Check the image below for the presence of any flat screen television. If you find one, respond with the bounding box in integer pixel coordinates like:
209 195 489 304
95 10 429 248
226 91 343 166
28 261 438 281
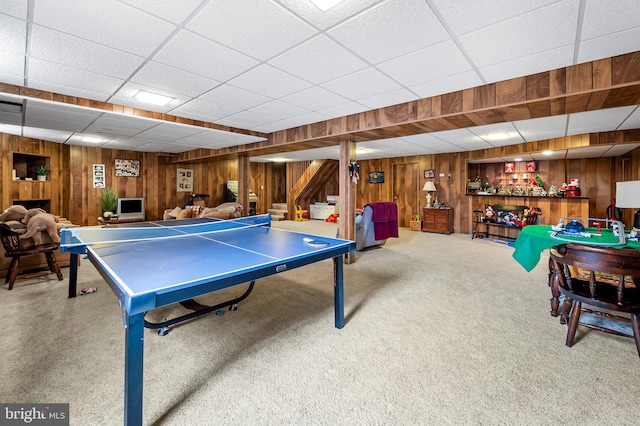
116 198 145 220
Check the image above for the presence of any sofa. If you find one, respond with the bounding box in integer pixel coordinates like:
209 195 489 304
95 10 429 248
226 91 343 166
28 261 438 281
0 205 79 279
355 202 399 251
163 202 243 221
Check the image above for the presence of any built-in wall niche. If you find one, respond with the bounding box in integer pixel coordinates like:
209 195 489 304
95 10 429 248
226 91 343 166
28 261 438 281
12 153 50 181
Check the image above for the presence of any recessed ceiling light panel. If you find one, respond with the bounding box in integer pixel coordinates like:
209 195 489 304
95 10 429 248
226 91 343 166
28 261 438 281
133 90 174 106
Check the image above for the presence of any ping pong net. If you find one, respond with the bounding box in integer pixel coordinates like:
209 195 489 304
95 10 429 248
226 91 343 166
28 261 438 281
60 214 271 251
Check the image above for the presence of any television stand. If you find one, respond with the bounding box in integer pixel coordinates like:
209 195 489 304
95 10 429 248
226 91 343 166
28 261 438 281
98 217 145 226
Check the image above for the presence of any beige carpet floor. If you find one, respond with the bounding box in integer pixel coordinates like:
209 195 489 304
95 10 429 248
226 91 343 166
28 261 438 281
2 220 640 425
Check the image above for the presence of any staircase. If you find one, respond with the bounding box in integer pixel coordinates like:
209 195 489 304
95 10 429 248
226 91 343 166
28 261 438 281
268 203 288 221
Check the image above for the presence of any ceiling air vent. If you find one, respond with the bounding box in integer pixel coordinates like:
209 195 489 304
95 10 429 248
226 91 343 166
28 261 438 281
0 100 24 113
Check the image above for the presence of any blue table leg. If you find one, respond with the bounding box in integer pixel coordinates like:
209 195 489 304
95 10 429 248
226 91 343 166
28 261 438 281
68 253 78 298
124 312 144 426
333 256 344 329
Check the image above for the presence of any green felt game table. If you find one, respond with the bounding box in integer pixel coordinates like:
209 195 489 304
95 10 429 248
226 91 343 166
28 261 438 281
513 225 640 272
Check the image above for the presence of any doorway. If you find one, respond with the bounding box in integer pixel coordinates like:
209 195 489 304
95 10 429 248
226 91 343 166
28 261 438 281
392 162 419 227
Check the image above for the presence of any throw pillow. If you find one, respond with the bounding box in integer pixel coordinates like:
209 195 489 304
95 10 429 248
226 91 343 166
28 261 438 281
176 208 193 220
167 207 182 219
192 205 204 218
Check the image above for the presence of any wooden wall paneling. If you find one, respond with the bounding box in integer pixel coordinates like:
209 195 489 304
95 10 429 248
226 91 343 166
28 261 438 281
391 162 419 227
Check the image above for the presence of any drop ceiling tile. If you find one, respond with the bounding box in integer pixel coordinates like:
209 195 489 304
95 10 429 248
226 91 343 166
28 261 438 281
459 1 578 68
317 101 369 118
31 26 144 79
21 127 72 142
567 106 637 134
578 28 640 63
216 110 278 129
251 120 291 133
409 70 483 99
273 111 332 128
24 103 102 132
0 0 28 18
357 88 418 110
187 0 317 61
281 86 350 111
28 58 123 100
478 45 574 84
199 85 270 111
84 114 159 137
154 30 259 82
137 123 208 142
581 0 640 40
328 0 449 64
321 67 401 101
248 100 310 120
565 145 611 159
99 137 149 150
0 13 26 54
431 128 493 149
402 132 466 152
269 35 368 84
273 0 379 30
34 0 176 57
531 150 566 161
0 51 25 80
119 0 204 24
431 0 558 36
606 143 640 156
228 64 313 99
378 39 473 87
514 115 568 142
131 61 220 98
618 106 640 130
171 98 241 122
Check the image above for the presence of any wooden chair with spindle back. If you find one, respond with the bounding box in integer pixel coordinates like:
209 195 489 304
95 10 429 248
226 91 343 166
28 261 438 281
0 222 63 290
549 243 640 356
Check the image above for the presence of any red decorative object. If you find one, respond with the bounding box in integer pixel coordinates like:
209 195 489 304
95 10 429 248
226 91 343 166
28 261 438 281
526 161 536 172
504 162 515 173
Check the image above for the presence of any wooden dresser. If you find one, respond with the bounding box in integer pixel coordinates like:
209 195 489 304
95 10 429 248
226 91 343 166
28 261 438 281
422 208 454 234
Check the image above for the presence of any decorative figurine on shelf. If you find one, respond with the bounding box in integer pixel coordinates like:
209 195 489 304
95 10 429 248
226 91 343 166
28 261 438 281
483 205 495 223
548 185 557 197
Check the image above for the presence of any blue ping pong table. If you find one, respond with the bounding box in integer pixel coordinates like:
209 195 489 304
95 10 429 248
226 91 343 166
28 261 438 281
61 214 355 426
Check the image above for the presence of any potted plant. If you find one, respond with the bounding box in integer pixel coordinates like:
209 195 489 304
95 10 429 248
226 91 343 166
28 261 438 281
35 165 49 181
99 187 118 219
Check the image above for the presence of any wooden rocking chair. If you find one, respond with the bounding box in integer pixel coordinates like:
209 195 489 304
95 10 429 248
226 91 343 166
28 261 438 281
0 222 63 290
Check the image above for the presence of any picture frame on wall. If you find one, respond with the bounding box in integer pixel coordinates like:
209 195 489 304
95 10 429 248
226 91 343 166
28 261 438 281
526 160 536 172
177 168 193 192
115 159 140 177
424 169 435 178
369 171 385 183
504 162 515 173
93 164 105 188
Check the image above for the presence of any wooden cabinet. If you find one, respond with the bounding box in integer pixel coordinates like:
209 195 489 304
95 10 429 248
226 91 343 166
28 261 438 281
422 208 454 234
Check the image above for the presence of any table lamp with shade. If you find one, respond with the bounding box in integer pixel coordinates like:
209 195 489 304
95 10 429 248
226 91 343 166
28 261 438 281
616 180 640 238
423 181 437 208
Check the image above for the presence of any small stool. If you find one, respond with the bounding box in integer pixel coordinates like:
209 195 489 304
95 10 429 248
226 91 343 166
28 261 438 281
295 205 308 221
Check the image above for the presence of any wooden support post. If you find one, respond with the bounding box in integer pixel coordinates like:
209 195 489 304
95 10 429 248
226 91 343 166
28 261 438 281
338 140 357 264
238 155 250 215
